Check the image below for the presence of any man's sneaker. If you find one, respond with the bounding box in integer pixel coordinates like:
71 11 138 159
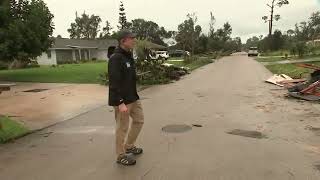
126 146 143 155
117 154 136 166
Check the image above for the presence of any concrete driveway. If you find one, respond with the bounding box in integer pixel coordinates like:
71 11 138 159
0 83 107 130
1 55 320 179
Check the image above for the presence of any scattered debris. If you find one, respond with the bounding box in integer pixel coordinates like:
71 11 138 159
162 63 174 67
266 74 293 87
227 129 267 139
305 125 320 132
287 64 320 101
278 79 307 88
0 83 15 94
288 92 320 101
23 89 48 93
267 63 320 101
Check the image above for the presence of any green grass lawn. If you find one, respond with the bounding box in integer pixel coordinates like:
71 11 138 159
256 55 320 63
0 116 29 143
266 62 320 78
0 59 212 84
259 50 290 57
256 56 288 62
0 62 107 84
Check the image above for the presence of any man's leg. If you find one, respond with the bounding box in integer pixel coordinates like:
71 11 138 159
114 106 130 157
125 100 144 150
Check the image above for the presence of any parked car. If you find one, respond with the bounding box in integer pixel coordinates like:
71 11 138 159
248 47 259 56
156 51 169 60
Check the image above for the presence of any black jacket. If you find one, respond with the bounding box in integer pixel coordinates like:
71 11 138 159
108 47 139 106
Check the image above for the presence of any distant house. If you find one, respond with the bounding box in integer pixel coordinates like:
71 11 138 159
37 38 118 65
307 39 320 46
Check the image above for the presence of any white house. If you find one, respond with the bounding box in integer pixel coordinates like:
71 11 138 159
37 38 118 65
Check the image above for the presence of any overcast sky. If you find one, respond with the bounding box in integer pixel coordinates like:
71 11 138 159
44 0 319 42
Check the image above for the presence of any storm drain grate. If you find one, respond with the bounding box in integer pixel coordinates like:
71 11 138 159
23 89 49 93
227 129 267 139
162 124 192 133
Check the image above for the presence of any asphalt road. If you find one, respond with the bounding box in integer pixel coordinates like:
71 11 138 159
1 54 320 180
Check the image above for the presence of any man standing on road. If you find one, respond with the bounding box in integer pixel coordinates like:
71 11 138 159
108 29 144 166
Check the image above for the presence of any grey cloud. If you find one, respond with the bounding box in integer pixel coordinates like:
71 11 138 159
44 0 319 41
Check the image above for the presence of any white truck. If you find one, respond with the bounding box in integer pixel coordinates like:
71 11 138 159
248 47 259 56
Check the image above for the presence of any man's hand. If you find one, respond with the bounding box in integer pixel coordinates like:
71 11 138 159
119 103 128 113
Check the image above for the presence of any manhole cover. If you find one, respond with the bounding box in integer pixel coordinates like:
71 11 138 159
162 124 192 133
227 129 267 139
23 89 49 93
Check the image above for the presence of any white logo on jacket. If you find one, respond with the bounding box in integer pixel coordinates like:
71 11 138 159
126 62 131 68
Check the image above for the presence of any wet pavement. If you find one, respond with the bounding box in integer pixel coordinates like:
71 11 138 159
1 55 320 179
0 83 107 130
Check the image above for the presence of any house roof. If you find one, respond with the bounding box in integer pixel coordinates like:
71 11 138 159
51 38 166 50
51 38 118 50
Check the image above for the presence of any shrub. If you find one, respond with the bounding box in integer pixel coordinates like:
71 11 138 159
296 42 307 57
0 61 8 70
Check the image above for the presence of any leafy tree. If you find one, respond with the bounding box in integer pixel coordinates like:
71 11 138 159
286 29 295 37
309 11 320 41
198 34 209 53
130 18 173 45
295 21 310 41
246 36 260 48
68 12 101 39
158 27 175 39
224 37 242 52
271 30 284 50
100 20 113 38
176 13 202 55
262 0 289 36
207 22 233 51
221 22 232 41
256 30 285 51
0 0 54 67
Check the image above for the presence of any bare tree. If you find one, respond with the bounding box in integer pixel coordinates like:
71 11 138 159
187 13 199 55
209 12 216 37
262 0 289 36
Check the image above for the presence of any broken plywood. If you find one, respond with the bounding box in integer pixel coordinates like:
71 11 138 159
266 74 293 87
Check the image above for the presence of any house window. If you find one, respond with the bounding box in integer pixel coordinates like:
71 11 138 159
47 50 52 59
